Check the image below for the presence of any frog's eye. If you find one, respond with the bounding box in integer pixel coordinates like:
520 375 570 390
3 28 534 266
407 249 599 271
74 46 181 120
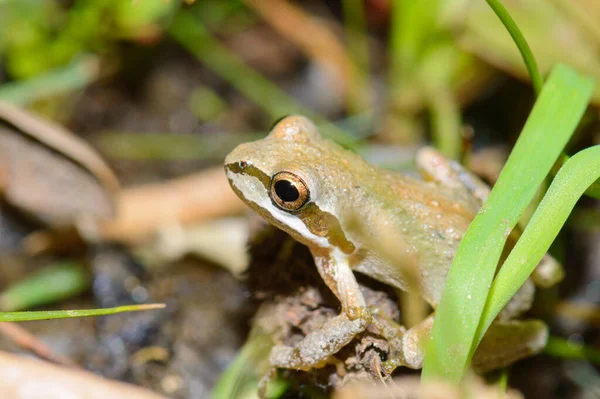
270 171 310 212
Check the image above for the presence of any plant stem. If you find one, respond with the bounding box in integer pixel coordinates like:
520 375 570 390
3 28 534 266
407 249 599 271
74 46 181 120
484 0 543 95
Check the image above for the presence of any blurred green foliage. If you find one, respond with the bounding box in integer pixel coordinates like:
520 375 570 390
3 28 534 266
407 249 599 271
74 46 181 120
0 0 178 79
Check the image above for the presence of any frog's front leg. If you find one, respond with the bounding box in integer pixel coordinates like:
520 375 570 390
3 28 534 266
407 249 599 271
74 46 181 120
270 249 369 370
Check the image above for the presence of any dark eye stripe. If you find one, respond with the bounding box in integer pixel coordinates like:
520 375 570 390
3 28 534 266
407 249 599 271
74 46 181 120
300 203 356 254
225 162 270 189
225 163 354 254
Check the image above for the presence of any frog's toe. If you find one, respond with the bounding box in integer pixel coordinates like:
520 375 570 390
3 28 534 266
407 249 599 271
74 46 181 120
269 343 332 370
270 345 302 369
269 313 367 371
398 316 434 369
346 305 368 320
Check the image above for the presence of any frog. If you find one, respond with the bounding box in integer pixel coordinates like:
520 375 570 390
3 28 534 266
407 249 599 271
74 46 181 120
224 115 563 375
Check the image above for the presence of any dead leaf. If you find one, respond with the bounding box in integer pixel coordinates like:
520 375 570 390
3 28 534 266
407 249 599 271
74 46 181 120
0 350 167 399
0 102 119 193
99 167 246 243
0 103 118 226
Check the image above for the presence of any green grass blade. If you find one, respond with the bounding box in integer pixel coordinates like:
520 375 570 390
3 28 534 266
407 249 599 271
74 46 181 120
0 56 98 105
169 10 355 149
342 0 372 114
0 263 89 311
480 1 597 171
390 0 439 81
545 336 600 364
554 153 600 199
0 304 166 322
475 145 600 344
484 0 543 94
429 88 461 159
169 11 308 119
422 64 594 382
485 0 600 199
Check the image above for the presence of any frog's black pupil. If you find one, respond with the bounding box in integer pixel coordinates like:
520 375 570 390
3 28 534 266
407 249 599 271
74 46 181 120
274 180 299 202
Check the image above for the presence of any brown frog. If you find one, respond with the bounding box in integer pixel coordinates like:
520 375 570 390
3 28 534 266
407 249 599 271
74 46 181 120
224 115 562 374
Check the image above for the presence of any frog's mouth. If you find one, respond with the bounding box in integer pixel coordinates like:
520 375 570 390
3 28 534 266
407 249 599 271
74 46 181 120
225 162 355 254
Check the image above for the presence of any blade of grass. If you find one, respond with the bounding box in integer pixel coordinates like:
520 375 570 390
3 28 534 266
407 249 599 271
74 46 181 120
497 368 509 396
342 0 372 114
386 0 444 145
0 56 99 105
422 64 594 382
95 131 263 161
475 145 600 345
545 336 600 364
390 0 439 82
0 303 165 322
168 11 309 119
169 10 356 149
428 86 461 159
212 330 284 399
0 263 89 311
419 44 463 159
485 0 600 200
484 0 543 95
553 153 600 199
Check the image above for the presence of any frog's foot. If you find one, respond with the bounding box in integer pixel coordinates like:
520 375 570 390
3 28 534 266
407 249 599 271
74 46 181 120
269 248 371 370
392 315 434 370
381 315 548 373
366 311 407 376
269 312 368 370
471 319 548 373
498 255 564 321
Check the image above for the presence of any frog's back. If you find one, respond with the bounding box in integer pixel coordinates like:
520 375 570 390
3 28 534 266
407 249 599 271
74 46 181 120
284 131 479 307
348 165 479 307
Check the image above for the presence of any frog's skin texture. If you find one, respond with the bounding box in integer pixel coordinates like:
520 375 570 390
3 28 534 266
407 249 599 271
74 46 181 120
225 115 561 373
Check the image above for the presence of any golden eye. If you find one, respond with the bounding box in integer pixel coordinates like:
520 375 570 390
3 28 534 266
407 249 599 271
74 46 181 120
270 171 310 211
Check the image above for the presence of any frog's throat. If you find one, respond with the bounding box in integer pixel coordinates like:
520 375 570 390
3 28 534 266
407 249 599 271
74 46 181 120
225 162 355 254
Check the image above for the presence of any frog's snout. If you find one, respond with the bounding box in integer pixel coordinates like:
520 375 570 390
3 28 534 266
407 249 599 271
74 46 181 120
225 160 247 171
224 139 256 168
224 158 251 178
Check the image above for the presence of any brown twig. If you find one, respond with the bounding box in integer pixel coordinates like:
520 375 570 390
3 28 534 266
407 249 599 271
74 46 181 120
0 102 119 194
23 167 248 253
0 322 77 367
243 0 359 100
98 166 246 243
556 301 600 325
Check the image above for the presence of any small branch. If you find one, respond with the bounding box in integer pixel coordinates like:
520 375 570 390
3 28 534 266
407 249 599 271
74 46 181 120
0 323 76 367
